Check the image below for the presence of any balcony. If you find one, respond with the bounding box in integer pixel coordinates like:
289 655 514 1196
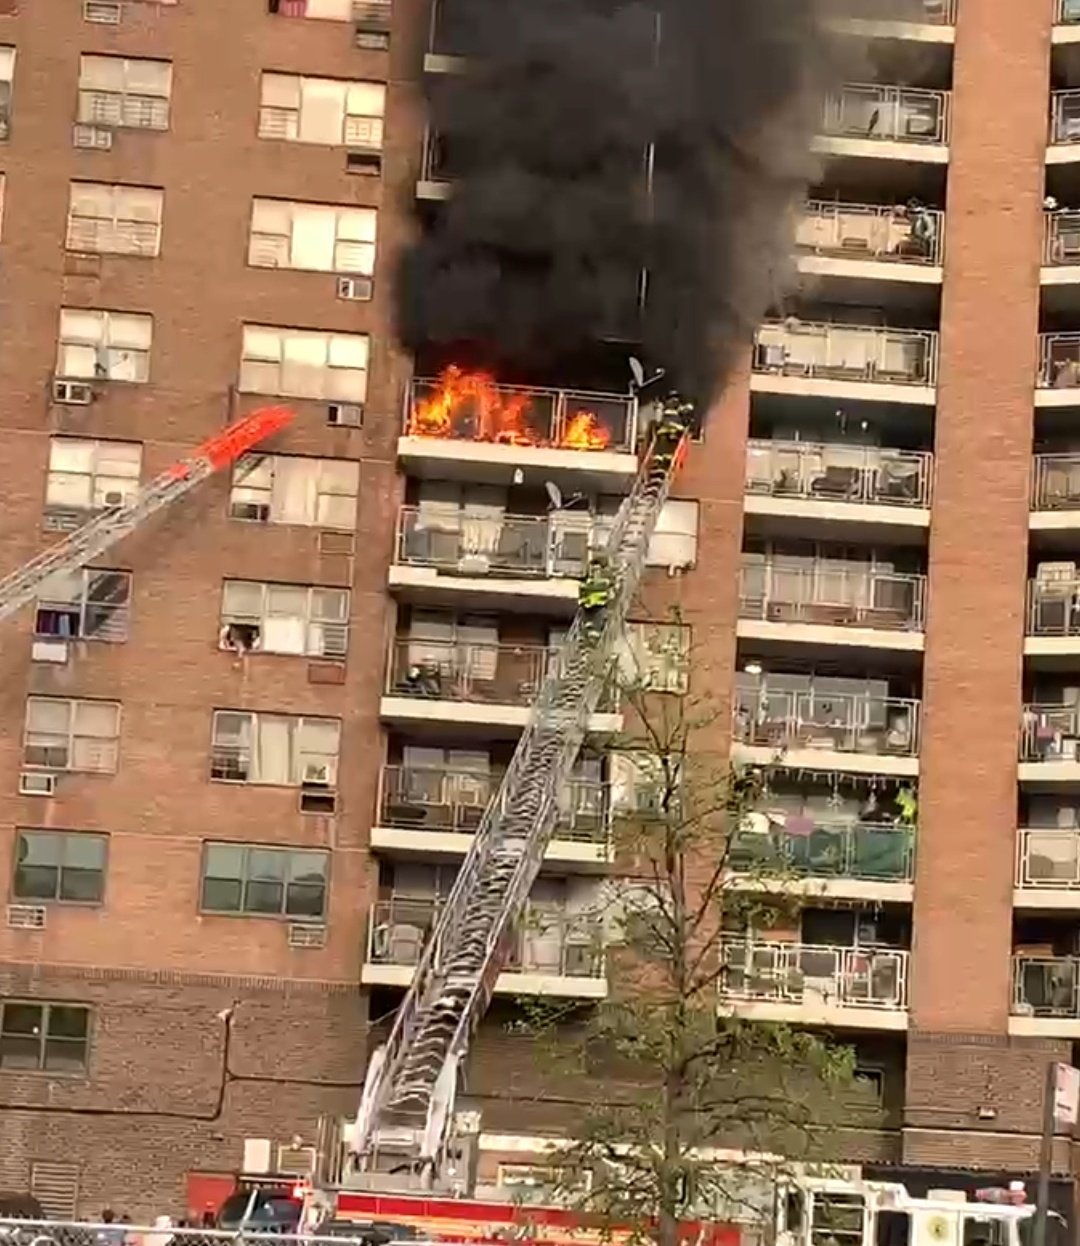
1050 91 1080 158
370 764 612 867
1016 829 1080 909
752 321 938 405
816 85 950 163
831 0 955 42
1032 455 1080 528
1036 333 1080 405
1043 213 1080 286
389 507 596 613
362 896 607 998
1026 576 1080 657
796 200 944 281
398 370 640 490
1056 0 1080 41
732 689 921 777
381 638 621 734
719 941 909 1030
737 562 926 652
424 0 472 70
730 821 914 902
1010 956 1080 1037
1019 703 1080 782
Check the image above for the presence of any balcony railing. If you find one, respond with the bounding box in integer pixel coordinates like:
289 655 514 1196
753 321 939 388
1032 454 1080 510
822 85 951 146
1027 577 1080 636
1058 0 1080 23
1012 956 1080 1018
733 689 921 758
739 562 926 632
720 941 910 1011
1017 829 1080 888
1020 703 1080 762
378 764 610 844
403 374 638 454
387 638 549 706
1037 333 1080 389
1052 91 1080 145
1044 212 1080 267
797 200 943 267
746 440 933 509
395 507 598 581
367 896 605 978
731 822 914 882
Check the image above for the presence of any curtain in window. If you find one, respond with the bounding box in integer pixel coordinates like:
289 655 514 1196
254 716 293 785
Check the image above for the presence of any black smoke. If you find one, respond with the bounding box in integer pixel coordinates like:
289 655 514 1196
394 0 852 402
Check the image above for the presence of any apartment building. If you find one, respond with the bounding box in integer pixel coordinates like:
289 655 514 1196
0 0 1078 1225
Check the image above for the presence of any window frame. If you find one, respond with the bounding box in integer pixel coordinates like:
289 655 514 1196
22 696 122 775
44 437 142 515
77 54 173 132
228 453 360 531
34 567 132 643
65 181 164 258
258 72 386 150
248 198 377 276
238 323 370 404
618 621 691 694
12 829 108 906
199 841 330 920
0 1000 91 1075
220 580 350 658
56 308 153 385
208 709 342 788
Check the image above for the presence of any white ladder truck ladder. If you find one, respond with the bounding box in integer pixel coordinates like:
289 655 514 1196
348 406 691 1177
0 405 294 624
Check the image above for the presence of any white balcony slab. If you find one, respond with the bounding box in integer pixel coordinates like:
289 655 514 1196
1013 885 1080 910
1041 264 1080 286
423 52 466 72
1008 1014 1080 1039
718 997 908 1031
416 179 452 200
1018 760 1080 784
813 134 949 165
1054 24 1080 43
733 742 919 778
830 17 955 42
1030 508 1080 531
388 564 580 613
797 255 943 285
1035 387 1080 405
736 618 924 652
726 874 914 905
1047 145 1080 165
380 695 621 736
750 373 936 406
397 435 639 489
369 824 613 868
1024 635 1080 658
362 961 608 999
744 494 931 534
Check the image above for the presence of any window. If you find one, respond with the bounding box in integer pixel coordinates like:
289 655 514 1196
13 831 107 904
249 199 377 275
200 843 329 918
221 581 350 658
0 48 14 141
239 324 369 403
646 499 699 569
273 0 354 17
35 568 131 642
617 622 690 693
229 454 359 529
65 182 163 257
0 1002 90 1073
209 710 341 786
23 697 121 774
258 72 385 150
77 56 172 131
610 751 675 817
45 438 141 513
56 309 152 383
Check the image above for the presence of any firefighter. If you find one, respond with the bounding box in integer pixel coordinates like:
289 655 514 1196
579 555 614 640
649 392 694 481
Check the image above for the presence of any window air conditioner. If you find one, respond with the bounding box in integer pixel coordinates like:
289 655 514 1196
101 490 124 507
84 0 122 21
286 925 327 951
303 764 330 785
72 124 113 150
19 771 56 796
327 402 364 428
52 379 94 406
337 275 373 302
7 904 47 930
230 501 271 522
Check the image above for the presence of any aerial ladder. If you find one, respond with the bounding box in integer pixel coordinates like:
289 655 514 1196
0 405 294 625
346 390 693 1183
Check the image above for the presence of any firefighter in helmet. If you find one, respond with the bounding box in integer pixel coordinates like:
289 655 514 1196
579 554 614 640
649 391 694 481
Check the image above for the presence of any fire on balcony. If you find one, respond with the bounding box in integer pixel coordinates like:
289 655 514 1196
406 364 613 451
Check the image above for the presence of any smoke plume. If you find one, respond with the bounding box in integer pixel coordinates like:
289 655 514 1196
395 0 850 402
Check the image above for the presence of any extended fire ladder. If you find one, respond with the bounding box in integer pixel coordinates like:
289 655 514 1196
0 405 294 624
348 419 689 1175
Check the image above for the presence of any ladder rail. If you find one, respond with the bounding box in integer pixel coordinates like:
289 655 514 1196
350 431 685 1164
0 405 294 625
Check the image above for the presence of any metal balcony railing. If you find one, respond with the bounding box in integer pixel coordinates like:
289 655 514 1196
733 689 921 758
395 507 599 581
367 896 606 978
745 440 933 508
1032 454 1080 510
1026 577 1080 636
738 562 927 632
378 764 611 844
753 321 939 388
1052 91 1080 145
1017 829 1080 888
731 822 914 883
822 84 951 146
1020 703 1080 762
404 374 638 453
798 200 943 266
1037 332 1080 389
1044 212 1080 266
720 941 910 1010
1058 0 1080 23
1012 956 1080 1018
387 638 552 706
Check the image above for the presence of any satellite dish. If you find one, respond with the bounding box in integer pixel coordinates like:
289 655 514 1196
544 481 563 510
628 356 645 390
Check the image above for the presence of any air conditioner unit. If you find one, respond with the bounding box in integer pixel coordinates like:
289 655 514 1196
31 639 70 664
72 124 113 150
52 378 94 406
287 925 327 951
7 904 46 931
337 275 373 302
276 1142 317 1173
102 490 124 507
19 771 55 796
230 501 271 522
84 0 122 20
303 764 330 785
327 402 363 428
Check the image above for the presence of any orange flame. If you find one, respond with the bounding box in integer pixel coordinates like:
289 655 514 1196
408 365 612 451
